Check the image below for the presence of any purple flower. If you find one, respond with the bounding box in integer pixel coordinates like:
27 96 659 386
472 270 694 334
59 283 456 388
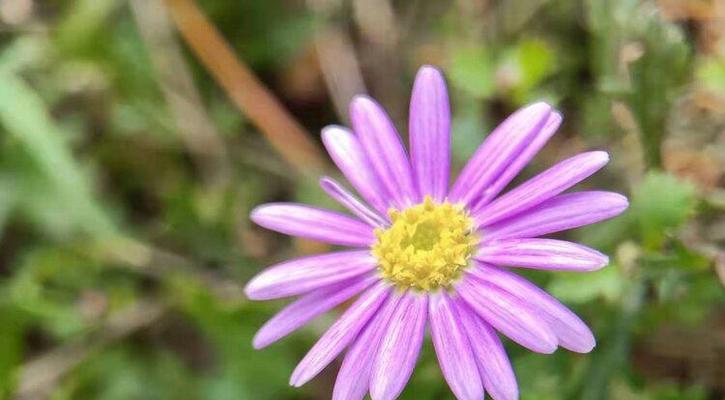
245 65 629 400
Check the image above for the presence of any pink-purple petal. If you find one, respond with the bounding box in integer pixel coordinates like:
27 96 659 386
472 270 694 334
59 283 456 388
333 292 403 400
253 275 378 349
429 292 484 400
471 264 596 353
370 292 427 400
251 203 375 247
244 251 377 300
449 102 553 206
290 281 391 387
322 125 389 213
350 96 417 208
456 276 557 354
476 238 609 272
456 299 518 400
474 151 610 227
483 191 629 240
409 65 451 202
471 111 562 211
320 177 387 227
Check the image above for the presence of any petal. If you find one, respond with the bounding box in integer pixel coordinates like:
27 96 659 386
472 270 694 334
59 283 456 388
251 203 375 247
483 191 629 240
409 65 451 202
322 126 388 214
449 102 553 206
474 151 610 227
471 112 562 211
370 292 427 400
253 275 378 349
456 275 557 353
456 300 518 400
350 96 417 208
476 238 609 272
471 265 595 353
290 281 391 387
320 177 387 227
429 292 484 400
244 251 377 300
333 292 403 400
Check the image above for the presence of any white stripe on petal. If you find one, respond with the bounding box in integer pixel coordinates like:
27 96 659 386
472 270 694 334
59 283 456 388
471 264 596 353
471 111 562 211
449 102 552 206
370 292 427 400
456 299 519 400
251 203 375 247
322 126 389 213
290 281 391 387
244 251 377 300
474 151 609 227
476 238 609 272
333 292 403 400
350 96 417 208
429 292 484 400
456 275 557 353
253 275 378 349
483 191 629 240
320 177 388 227
409 65 451 202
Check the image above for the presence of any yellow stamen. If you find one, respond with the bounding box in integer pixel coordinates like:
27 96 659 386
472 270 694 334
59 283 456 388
372 196 478 291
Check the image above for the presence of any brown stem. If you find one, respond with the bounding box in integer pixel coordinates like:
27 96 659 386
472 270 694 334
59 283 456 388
163 0 327 174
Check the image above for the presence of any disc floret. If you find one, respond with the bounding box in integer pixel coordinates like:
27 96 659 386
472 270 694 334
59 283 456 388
372 196 478 291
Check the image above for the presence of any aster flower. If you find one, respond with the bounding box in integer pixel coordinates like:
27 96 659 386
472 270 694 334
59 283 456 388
245 65 628 400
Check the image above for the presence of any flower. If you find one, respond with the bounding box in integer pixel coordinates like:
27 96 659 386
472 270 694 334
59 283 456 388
245 65 629 400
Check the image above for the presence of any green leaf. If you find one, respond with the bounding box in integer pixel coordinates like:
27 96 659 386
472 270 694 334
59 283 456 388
547 266 624 304
449 46 496 99
0 70 116 237
696 56 725 92
631 172 696 249
0 302 25 397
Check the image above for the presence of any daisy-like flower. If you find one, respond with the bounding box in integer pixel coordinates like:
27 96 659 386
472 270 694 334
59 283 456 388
245 65 628 400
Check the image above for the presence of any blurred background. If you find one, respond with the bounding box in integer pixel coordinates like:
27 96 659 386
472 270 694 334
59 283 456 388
0 0 723 399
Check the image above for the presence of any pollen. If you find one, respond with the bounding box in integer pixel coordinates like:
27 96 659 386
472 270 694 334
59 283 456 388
372 196 479 291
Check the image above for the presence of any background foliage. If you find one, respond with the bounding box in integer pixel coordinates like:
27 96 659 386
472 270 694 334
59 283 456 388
0 0 723 399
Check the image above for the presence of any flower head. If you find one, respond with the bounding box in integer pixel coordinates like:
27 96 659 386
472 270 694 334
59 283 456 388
245 65 629 400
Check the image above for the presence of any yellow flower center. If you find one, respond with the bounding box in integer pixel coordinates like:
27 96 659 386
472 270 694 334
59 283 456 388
372 196 479 291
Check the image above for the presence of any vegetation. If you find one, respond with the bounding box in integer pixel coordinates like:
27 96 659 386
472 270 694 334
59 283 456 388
0 0 722 398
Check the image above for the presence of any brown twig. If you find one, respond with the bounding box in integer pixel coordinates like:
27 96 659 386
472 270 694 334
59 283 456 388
163 0 327 174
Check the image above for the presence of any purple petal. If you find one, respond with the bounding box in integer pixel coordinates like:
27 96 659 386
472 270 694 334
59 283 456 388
320 177 387 227
429 292 484 400
290 281 391 387
483 191 629 240
370 292 427 400
476 238 609 272
456 300 518 400
456 275 557 353
471 264 595 353
449 102 553 206
409 65 451 202
251 203 375 247
474 151 610 227
471 111 562 211
253 275 378 349
333 292 403 400
244 251 377 300
322 126 389 213
350 96 417 208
